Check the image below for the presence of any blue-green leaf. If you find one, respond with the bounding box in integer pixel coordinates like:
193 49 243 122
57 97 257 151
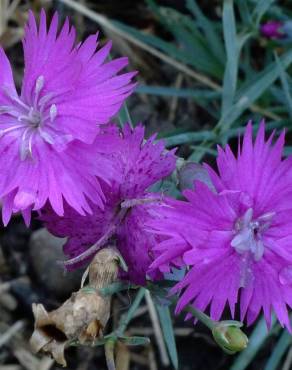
264 330 291 370
186 0 225 63
222 0 238 115
218 48 292 131
274 52 292 119
252 0 276 25
119 336 151 346
156 304 178 369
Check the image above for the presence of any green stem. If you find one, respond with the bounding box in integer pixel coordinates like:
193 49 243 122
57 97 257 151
104 339 116 370
184 305 216 331
99 281 133 296
101 282 217 331
116 287 146 337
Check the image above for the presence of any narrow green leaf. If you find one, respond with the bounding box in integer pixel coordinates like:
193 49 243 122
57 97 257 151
264 330 291 370
119 336 151 346
221 0 238 115
161 130 216 147
136 85 219 99
112 17 222 78
116 288 146 337
186 0 225 63
284 147 292 156
274 52 292 119
230 315 277 370
99 281 132 296
218 48 292 131
170 23 223 77
118 101 133 128
237 0 252 25
253 0 276 24
156 304 178 369
112 20 191 66
189 145 217 157
148 5 223 77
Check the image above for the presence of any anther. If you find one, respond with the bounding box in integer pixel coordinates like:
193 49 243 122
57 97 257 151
35 76 45 94
49 104 57 122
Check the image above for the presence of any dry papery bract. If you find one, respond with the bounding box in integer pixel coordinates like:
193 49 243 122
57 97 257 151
30 247 121 366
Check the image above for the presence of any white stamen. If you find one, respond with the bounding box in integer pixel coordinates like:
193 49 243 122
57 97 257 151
38 92 56 112
0 106 23 119
35 76 45 95
28 132 34 158
38 128 55 145
0 125 24 137
231 208 274 261
33 76 45 110
0 80 59 160
49 104 57 122
2 86 30 111
20 127 32 160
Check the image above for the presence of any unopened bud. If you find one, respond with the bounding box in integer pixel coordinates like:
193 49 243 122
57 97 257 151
260 20 292 42
178 162 216 192
260 21 284 39
212 320 248 354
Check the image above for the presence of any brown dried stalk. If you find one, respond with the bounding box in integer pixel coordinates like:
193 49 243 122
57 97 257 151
30 247 122 367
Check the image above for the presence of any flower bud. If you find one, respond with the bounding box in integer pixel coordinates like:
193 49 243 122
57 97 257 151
260 21 285 39
178 162 216 192
212 321 248 354
260 20 292 42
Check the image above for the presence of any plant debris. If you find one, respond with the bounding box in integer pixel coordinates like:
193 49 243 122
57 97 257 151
30 248 122 366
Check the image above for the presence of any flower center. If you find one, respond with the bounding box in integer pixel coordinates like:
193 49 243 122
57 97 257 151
231 208 274 261
0 76 58 159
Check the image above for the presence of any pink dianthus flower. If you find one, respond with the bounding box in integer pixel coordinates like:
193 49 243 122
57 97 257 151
150 122 292 330
0 10 135 225
42 124 176 284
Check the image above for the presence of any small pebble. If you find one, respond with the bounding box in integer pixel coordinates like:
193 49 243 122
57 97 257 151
29 229 83 298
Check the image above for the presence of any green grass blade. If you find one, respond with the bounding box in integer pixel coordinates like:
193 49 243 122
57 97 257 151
264 330 291 370
237 0 252 25
274 52 292 119
118 101 133 128
222 0 238 115
145 4 224 77
252 0 276 24
218 48 292 131
156 304 178 369
136 85 219 99
161 130 216 147
112 19 190 65
119 336 151 346
186 0 225 63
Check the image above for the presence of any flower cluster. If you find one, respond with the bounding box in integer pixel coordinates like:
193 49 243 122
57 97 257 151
2 10 292 333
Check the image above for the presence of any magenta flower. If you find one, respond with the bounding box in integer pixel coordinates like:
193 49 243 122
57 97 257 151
260 21 285 39
42 124 176 284
0 10 135 225
150 122 292 330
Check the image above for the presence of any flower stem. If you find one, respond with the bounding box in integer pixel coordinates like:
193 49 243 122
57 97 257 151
116 288 146 337
105 338 116 370
184 305 216 330
100 281 217 331
99 281 133 296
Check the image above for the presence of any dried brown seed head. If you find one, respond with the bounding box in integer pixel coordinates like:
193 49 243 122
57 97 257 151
30 247 121 366
89 247 122 289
